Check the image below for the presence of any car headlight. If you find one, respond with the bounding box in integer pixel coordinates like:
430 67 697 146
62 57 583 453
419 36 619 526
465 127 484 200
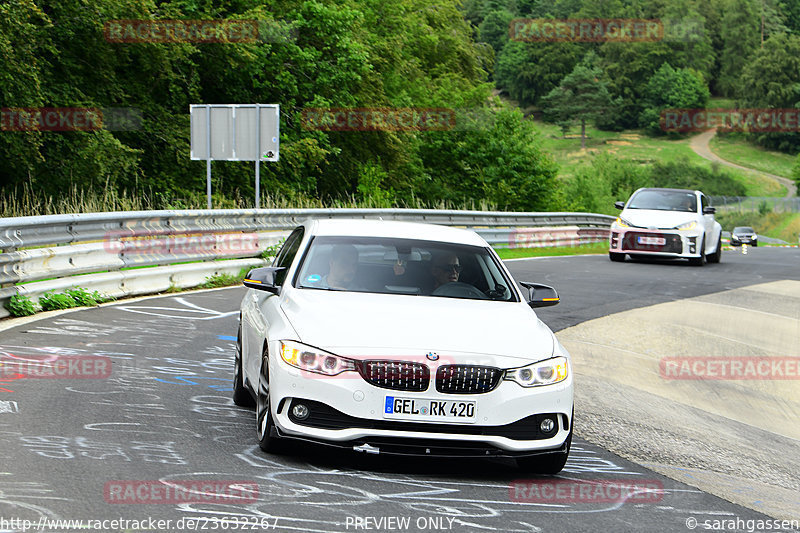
279 341 356 376
504 356 569 387
674 221 697 230
615 217 633 228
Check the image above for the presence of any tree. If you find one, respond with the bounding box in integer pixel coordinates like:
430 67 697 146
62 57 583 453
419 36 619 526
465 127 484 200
415 108 560 211
495 40 584 108
478 9 515 58
540 53 617 149
639 63 710 136
717 0 760 96
738 32 800 152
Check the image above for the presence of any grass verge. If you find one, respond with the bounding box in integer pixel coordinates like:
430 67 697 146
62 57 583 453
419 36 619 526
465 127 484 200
535 121 787 197
496 242 608 259
709 135 796 180
716 211 800 243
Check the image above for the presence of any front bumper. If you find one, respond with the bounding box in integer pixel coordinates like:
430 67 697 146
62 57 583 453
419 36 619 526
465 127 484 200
731 236 756 246
267 346 573 454
609 227 702 258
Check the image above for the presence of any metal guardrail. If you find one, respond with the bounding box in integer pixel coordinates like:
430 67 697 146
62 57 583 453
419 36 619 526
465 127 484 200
0 209 615 319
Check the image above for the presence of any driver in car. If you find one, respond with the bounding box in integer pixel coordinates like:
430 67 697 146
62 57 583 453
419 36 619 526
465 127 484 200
431 252 462 289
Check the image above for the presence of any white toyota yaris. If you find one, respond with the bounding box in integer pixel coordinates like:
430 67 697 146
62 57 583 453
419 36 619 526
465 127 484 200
235 219 573 473
609 187 723 265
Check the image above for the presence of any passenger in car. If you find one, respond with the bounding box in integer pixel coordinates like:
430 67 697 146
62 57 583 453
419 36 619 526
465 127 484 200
430 252 462 289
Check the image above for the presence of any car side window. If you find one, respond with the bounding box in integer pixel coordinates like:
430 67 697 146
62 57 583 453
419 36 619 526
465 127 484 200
700 195 708 212
273 227 304 286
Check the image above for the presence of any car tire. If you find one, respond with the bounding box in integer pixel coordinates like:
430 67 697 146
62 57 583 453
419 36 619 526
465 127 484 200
516 431 572 475
753 241 758 247
256 346 286 454
689 235 706 266
707 234 722 264
609 252 625 262
233 324 255 407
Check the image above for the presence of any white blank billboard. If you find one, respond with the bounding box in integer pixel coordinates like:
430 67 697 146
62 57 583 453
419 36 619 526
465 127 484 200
190 104 279 162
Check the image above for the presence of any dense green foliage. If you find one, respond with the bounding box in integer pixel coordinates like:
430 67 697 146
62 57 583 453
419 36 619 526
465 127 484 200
0 0 561 211
639 64 710 135
6 294 36 317
562 154 746 214
476 0 800 154
541 53 617 147
1 0 798 214
39 291 78 311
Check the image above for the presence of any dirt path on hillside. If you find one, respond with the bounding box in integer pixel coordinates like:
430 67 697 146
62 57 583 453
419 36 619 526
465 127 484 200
689 129 797 198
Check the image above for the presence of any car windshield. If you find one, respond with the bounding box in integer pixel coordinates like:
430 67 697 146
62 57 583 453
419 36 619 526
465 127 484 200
627 191 697 213
733 227 754 233
294 236 517 301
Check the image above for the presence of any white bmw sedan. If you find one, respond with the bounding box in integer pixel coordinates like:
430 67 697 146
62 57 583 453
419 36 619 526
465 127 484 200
235 219 573 473
609 187 723 265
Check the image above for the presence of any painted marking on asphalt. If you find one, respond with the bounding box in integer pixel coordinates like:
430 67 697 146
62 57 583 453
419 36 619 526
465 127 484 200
0 400 19 414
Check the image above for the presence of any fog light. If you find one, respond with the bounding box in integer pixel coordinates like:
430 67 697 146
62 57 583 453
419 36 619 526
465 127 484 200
292 403 310 420
540 418 555 433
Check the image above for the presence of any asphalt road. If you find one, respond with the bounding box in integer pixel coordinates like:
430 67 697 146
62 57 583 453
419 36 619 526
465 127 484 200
1 246 798 533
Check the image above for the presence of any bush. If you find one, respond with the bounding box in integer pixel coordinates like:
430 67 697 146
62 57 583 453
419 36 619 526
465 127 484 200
65 287 98 307
562 153 651 214
261 238 286 260
198 267 251 289
649 157 747 196
39 291 78 311
6 294 37 317
639 63 710 136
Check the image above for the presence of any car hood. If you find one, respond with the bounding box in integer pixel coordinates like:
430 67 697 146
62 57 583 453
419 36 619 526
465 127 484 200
620 209 698 229
280 289 554 365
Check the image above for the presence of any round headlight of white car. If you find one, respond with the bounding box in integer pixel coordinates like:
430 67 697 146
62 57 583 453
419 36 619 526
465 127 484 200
504 356 569 387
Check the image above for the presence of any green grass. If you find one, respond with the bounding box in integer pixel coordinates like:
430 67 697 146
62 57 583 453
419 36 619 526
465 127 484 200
707 97 737 109
495 242 608 259
535 120 788 197
709 135 796 180
1 182 503 218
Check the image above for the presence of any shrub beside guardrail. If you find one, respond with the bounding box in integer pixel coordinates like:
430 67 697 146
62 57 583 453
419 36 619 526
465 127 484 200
0 208 615 319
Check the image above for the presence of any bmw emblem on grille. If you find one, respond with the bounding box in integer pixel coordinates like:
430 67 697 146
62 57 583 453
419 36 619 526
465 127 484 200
426 352 440 361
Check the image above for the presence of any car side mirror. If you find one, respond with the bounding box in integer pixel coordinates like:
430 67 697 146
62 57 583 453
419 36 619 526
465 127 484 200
702 206 716 214
614 201 625 210
520 282 560 308
243 267 285 294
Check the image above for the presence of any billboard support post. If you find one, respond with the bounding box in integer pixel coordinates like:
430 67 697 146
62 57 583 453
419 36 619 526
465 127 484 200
255 102 261 209
206 106 212 209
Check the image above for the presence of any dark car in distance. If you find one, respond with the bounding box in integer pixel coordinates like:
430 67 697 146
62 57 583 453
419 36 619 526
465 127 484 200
731 227 758 247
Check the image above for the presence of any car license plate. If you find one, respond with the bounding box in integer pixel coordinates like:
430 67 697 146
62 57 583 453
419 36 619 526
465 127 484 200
638 236 665 246
384 396 476 423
